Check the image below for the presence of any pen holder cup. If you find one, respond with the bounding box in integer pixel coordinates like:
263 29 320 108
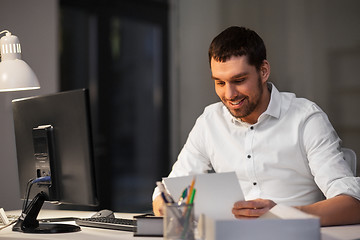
163 203 195 240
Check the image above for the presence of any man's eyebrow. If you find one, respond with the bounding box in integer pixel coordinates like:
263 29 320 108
230 73 249 79
211 73 249 80
211 75 221 80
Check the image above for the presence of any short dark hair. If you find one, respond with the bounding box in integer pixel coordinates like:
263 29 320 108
208 26 267 70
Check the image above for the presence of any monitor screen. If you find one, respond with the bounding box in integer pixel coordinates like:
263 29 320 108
12 88 98 208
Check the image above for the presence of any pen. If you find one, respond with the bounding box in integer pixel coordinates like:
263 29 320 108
189 189 196 204
161 192 169 203
156 181 175 203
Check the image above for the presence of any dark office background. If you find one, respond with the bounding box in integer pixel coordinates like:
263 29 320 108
59 0 170 212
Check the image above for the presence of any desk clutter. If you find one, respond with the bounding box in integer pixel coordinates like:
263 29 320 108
0 173 324 239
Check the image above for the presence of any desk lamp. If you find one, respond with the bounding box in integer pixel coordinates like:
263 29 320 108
0 30 40 92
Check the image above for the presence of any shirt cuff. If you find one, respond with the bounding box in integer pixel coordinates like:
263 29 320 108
152 186 161 201
326 176 360 200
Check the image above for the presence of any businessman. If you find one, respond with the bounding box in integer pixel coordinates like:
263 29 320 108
153 26 360 226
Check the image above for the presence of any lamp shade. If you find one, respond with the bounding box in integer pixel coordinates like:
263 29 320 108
0 31 40 92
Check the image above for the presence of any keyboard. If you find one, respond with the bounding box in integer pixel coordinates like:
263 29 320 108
75 217 137 232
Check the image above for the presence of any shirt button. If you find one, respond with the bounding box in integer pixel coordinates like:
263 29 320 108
253 182 257 186
250 126 254 130
247 155 251 159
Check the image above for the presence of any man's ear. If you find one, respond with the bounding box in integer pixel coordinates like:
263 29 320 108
260 60 270 82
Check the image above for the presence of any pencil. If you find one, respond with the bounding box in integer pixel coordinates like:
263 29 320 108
186 177 196 204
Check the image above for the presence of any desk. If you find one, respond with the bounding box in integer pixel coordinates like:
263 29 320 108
0 210 161 240
1 210 360 240
322 225 360 240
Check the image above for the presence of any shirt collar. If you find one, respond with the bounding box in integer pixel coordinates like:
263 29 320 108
261 82 281 120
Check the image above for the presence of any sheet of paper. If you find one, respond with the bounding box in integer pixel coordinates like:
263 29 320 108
163 172 244 219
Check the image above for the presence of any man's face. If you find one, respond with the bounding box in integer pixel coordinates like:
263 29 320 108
211 55 269 124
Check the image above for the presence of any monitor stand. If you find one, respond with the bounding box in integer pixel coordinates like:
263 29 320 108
12 191 81 233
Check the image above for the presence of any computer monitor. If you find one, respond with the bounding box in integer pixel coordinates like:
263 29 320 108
11 88 98 233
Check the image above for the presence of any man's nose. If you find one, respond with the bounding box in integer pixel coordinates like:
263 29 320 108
225 84 237 100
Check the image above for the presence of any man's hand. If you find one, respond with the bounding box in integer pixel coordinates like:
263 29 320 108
152 195 165 216
232 198 276 219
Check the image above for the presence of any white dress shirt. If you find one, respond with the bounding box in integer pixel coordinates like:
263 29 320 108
154 83 360 206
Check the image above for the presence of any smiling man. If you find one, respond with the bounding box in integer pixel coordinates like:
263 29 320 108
152 26 360 226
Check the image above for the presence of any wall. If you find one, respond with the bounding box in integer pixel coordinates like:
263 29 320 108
0 0 58 210
169 0 221 163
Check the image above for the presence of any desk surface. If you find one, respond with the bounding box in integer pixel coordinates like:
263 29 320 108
1 209 360 240
322 225 360 240
0 209 161 240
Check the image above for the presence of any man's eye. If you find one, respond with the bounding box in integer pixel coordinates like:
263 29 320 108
216 81 225 86
234 78 246 83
